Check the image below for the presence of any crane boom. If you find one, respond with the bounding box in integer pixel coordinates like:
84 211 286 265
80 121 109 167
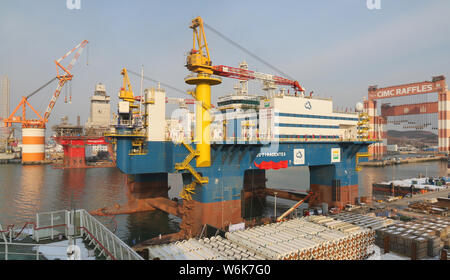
43 40 89 122
212 64 304 92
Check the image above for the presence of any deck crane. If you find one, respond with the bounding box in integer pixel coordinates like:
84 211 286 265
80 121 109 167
185 17 305 165
3 40 89 129
177 16 305 200
117 68 139 127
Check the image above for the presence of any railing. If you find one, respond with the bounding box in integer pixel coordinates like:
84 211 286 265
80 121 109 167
0 209 143 260
79 209 143 260
0 242 70 260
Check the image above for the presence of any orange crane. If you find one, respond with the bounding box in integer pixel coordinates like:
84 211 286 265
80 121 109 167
3 40 89 129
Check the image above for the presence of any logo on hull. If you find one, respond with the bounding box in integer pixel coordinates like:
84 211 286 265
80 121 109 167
305 101 312 110
254 160 288 170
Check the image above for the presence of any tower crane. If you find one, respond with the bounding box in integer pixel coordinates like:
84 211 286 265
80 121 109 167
3 40 89 129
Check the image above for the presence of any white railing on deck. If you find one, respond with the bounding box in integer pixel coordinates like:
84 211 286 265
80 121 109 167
78 209 143 260
0 209 143 260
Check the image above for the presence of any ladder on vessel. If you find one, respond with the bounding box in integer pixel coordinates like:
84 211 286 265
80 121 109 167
175 142 209 200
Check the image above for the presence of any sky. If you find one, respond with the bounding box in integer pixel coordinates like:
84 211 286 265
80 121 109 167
1 0 450 131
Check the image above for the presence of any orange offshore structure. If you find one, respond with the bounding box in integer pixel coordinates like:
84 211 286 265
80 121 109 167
3 40 89 163
364 76 450 157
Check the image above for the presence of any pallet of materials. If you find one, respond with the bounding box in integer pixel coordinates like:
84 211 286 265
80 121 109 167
331 213 396 230
374 216 449 259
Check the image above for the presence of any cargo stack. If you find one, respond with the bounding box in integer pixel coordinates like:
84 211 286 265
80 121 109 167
374 216 449 259
145 217 376 260
147 236 265 260
331 213 397 230
225 216 375 260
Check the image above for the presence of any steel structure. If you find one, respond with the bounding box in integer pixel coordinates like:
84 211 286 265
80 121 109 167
364 76 449 156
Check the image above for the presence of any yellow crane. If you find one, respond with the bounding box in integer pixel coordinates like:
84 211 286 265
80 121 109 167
185 17 222 168
119 68 138 109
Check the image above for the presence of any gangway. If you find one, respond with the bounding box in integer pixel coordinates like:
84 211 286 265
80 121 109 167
0 209 143 260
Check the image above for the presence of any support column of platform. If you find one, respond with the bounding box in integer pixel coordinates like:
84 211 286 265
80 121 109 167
181 165 245 234
438 89 450 153
63 139 86 168
128 173 169 198
309 164 359 209
241 169 266 219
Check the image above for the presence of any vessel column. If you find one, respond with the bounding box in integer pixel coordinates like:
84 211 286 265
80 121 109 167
195 83 212 167
185 75 222 168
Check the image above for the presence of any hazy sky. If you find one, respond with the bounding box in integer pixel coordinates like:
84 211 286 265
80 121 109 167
1 0 449 130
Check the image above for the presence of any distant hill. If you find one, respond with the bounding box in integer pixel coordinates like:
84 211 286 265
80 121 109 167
387 130 438 147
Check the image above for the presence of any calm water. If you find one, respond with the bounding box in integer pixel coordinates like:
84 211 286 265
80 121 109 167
0 161 448 246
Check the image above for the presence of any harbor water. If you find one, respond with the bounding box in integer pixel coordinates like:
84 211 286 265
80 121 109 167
0 160 448 246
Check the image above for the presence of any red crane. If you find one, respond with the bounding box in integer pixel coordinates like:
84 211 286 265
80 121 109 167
212 64 304 92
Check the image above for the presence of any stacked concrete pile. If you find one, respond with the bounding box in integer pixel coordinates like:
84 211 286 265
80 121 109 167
375 216 449 258
146 217 376 260
225 217 375 260
331 213 396 230
147 236 264 260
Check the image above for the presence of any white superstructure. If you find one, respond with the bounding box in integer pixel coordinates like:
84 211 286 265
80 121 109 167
152 87 360 143
266 94 359 141
86 83 111 128
145 86 166 141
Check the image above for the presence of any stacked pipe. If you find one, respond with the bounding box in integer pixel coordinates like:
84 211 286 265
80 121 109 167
331 213 396 230
146 216 376 260
225 217 375 260
147 236 264 260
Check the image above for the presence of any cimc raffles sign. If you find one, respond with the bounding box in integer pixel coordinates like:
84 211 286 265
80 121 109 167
368 80 444 100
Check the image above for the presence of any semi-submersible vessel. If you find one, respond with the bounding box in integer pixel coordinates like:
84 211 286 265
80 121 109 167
105 17 377 242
